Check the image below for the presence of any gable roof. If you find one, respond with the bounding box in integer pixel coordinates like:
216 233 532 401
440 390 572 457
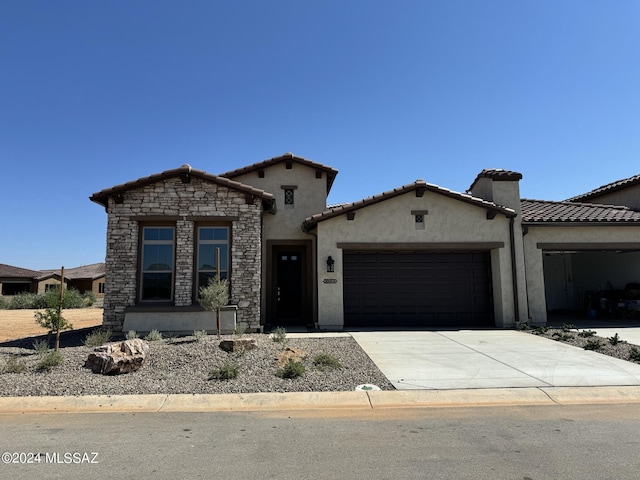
566 173 640 203
303 180 516 231
40 263 105 280
468 168 523 191
0 264 42 279
521 199 640 224
90 164 274 208
219 153 339 194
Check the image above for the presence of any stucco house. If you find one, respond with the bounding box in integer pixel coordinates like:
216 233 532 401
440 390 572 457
90 154 640 333
0 263 106 298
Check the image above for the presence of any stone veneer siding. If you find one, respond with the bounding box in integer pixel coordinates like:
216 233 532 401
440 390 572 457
102 177 262 332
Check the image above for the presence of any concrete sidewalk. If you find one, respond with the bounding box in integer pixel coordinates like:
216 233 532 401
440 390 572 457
349 330 640 390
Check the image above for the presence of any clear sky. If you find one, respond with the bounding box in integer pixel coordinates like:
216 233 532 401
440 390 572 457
1 1 638 270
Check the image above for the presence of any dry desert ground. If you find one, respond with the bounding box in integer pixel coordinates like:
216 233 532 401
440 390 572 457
0 308 103 342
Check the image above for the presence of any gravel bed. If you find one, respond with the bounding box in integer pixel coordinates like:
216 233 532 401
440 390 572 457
0 330 394 397
525 325 640 363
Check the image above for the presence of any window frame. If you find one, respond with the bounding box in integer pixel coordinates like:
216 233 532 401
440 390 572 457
139 225 176 303
195 224 231 299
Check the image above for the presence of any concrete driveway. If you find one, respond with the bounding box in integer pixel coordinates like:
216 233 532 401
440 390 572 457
349 330 640 390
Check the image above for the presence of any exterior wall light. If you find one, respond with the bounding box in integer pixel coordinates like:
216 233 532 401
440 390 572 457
326 256 335 272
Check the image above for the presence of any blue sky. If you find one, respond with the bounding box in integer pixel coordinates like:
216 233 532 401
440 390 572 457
1 1 638 270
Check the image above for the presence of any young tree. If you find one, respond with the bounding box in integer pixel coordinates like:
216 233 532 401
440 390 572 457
199 279 229 339
34 286 73 351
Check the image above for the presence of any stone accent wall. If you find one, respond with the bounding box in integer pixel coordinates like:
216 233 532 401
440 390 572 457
103 176 262 331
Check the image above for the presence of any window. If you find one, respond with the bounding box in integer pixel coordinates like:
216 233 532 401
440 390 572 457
44 284 58 292
140 226 175 301
284 188 294 205
197 226 229 293
98 282 105 294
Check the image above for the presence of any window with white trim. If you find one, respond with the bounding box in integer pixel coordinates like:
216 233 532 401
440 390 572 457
197 226 229 293
140 226 175 301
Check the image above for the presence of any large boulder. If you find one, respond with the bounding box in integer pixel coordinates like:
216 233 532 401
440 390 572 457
219 338 258 353
277 347 308 367
85 339 150 375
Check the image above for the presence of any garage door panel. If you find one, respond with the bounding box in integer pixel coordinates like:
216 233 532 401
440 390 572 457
343 251 493 328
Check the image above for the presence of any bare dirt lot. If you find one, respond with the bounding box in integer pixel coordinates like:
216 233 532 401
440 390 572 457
0 308 103 342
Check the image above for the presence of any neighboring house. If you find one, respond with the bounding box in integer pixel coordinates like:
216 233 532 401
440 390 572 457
90 154 640 333
0 263 105 297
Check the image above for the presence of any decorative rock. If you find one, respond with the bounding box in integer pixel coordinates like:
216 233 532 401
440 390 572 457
277 347 308 367
219 338 258 353
84 339 150 375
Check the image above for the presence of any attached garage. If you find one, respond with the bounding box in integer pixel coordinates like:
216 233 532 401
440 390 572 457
343 250 494 328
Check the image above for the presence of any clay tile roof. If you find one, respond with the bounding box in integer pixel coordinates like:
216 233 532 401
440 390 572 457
303 180 516 231
61 263 106 280
219 153 339 194
468 169 523 191
90 165 274 207
521 199 640 224
0 264 42 279
566 173 640 202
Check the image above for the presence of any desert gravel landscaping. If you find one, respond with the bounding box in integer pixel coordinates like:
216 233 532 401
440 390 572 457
0 329 394 397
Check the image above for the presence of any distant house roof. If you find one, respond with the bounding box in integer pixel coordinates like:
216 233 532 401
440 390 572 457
303 180 516 231
566 174 640 203
521 199 640 224
40 263 105 281
90 164 275 208
219 153 339 194
468 169 523 191
0 264 42 279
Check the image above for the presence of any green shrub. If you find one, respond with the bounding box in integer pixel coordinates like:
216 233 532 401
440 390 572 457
583 339 602 351
37 351 63 372
533 326 549 335
276 359 305 379
3 355 27 374
193 330 208 341
552 332 574 342
10 292 46 309
313 353 342 370
608 333 623 346
578 330 597 338
145 329 163 342
0 296 9 309
208 361 239 380
32 339 50 354
629 347 640 363
126 330 138 340
561 323 576 332
82 291 97 307
234 324 247 337
272 327 288 344
84 329 112 347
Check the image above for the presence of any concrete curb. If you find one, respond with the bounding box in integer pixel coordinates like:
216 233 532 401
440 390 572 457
2 386 640 414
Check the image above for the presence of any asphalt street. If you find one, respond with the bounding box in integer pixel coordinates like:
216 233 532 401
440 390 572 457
2 403 640 480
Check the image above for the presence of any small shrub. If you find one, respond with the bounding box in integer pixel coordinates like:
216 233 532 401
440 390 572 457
3 355 27 374
84 329 112 347
276 359 305 379
208 361 239 380
578 330 597 338
10 292 46 309
37 351 63 372
145 329 163 342
561 323 576 333
82 291 97 307
32 339 50 354
608 333 623 346
272 327 288 344
629 347 640 363
126 330 138 340
0 296 9 309
234 324 247 337
552 332 574 342
193 330 208 341
583 339 602 351
313 353 342 370
533 326 549 335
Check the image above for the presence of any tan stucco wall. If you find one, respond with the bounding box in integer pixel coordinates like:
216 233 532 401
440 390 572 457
579 184 640 211
523 225 640 323
315 190 518 329
230 162 326 324
37 278 62 294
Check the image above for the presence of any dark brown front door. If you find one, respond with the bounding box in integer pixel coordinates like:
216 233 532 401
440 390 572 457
273 248 306 325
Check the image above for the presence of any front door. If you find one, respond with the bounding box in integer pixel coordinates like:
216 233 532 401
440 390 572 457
273 247 306 325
